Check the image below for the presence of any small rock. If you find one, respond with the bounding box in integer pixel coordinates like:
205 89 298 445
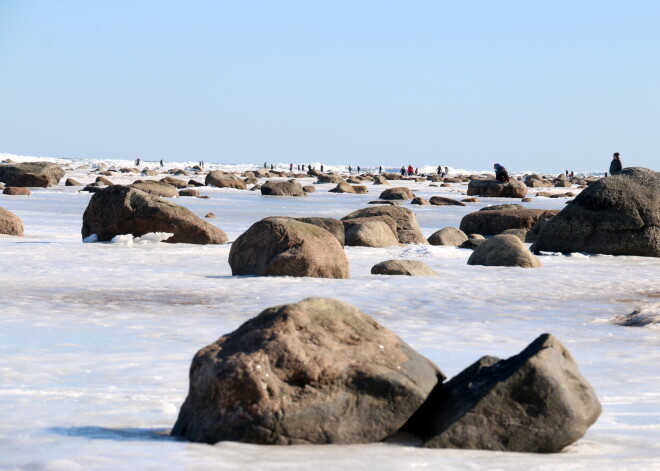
371 260 439 276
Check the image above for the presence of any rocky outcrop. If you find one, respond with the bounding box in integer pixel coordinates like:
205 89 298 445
460 209 559 236
205 171 248 190
0 207 24 236
467 234 542 268
531 167 660 257
371 260 439 276
342 206 427 245
261 180 306 197
228 217 349 278
81 185 227 244
171 297 443 445
405 334 601 452
0 162 65 187
428 227 468 246
467 180 527 198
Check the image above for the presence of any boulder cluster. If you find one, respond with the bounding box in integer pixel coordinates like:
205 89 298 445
172 297 601 452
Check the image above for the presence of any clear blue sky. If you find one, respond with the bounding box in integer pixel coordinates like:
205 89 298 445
1 1 658 172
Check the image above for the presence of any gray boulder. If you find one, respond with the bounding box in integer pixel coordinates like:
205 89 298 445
0 162 65 187
171 297 443 445
0 207 24 236
532 167 660 256
130 180 179 197
429 196 466 206
81 185 227 244
295 217 345 246
206 171 248 190
343 218 399 248
261 180 306 197
428 227 468 246
467 179 527 198
405 334 601 453
342 206 427 245
371 260 439 276
479 204 524 212
65 178 82 186
228 217 349 278
467 234 542 268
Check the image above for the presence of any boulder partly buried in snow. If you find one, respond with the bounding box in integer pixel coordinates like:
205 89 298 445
379 187 414 200
460 209 559 236
467 234 542 268
171 297 443 445
0 207 24 236
130 180 179 198
428 227 468 246
0 162 65 187
405 334 601 453
343 217 399 248
531 167 660 257
205 171 248 190
261 180 306 197
371 260 439 276
228 217 349 278
81 185 228 244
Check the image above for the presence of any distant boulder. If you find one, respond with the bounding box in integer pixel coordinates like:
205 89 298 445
343 206 427 245
429 196 466 206
428 227 468 246
316 174 345 184
205 171 248 190
171 297 442 444
467 234 542 268
0 161 64 187
228 217 349 278
179 189 200 197
411 197 430 205
81 185 227 244
372 175 389 185
459 234 485 250
65 178 82 186
379 187 414 200
371 260 439 276
161 176 189 188
467 180 527 198
329 182 356 194
261 180 306 197
0 207 24 236
532 167 660 257
130 180 179 198
405 334 601 453
460 209 559 236
302 185 315 193
95 176 114 186
479 204 524 212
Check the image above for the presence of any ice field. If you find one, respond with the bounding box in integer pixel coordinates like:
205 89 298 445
0 159 659 470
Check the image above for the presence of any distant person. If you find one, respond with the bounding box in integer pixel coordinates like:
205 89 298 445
135 158 140 166
320 164 324 172
159 159 163 167
609 152 622 175
570 171 574 178
289 163 293 172
407 164 414 176
444 166 449 175
297 164 300 171
565 169 569 177
264 162 267 168
379 165 382 174
348 165 352 174
270 164 274 170
307 164 311 171
357 165 360 173
494 163 510 182
400 166 406 176
414 168 418 175
605 172 608 177
437 165 442 175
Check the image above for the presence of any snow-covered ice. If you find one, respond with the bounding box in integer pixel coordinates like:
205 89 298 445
0 157 659 470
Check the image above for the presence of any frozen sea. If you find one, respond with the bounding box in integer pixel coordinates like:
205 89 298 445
0 157 659 470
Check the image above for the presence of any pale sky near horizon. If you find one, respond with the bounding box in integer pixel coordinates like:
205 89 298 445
1 1 658 172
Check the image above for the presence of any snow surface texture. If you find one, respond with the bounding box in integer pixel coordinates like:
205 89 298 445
0 156 659 470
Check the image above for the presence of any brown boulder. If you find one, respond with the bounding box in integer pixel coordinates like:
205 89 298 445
467 234 542 268
0 162 65 187
228 217 349 278
3 187 30 196
0 207 24 236
171 297 442 444
343 206 427 244
206 171 248 190
343 216 399 247
371 260 439 276
130 180 178 197
81 185 227 244
379 187 414 200
261 180 306 197
428 227 468 246
429 196 466 206
460 209 558 236
467 180 527 198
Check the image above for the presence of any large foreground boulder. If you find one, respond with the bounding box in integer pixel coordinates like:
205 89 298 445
532 167 660 257
460 209 559 236
205 171 248 190
0 162 65 187
0 207 24 236
371 260 439 276
261 180 306 196
81 185 227 244
467 234 542 268
467 179 527 198
405 334 601 452
171 297 443 444
342 206 427 245
228 217 349 278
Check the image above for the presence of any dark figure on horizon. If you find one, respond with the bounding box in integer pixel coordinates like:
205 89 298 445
307 164 311 171
494 163 510 182
264 162 267 168
289 163 293 172
159 159 163 167
135 158 140 167
320 164 324 172
379 165 382 174
357 165 360 173
400 166 405 176
437 165 442 175
348 165 352 174
609 152 622 175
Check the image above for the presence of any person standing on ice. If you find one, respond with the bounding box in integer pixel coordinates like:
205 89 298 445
494 163 510 182
320 164 324 172
348 165 352 174
609 152 622 175
400 166 405 176
379 165 382 174
289 163 293 172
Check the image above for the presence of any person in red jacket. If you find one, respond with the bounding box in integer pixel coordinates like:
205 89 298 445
407 164 414 176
